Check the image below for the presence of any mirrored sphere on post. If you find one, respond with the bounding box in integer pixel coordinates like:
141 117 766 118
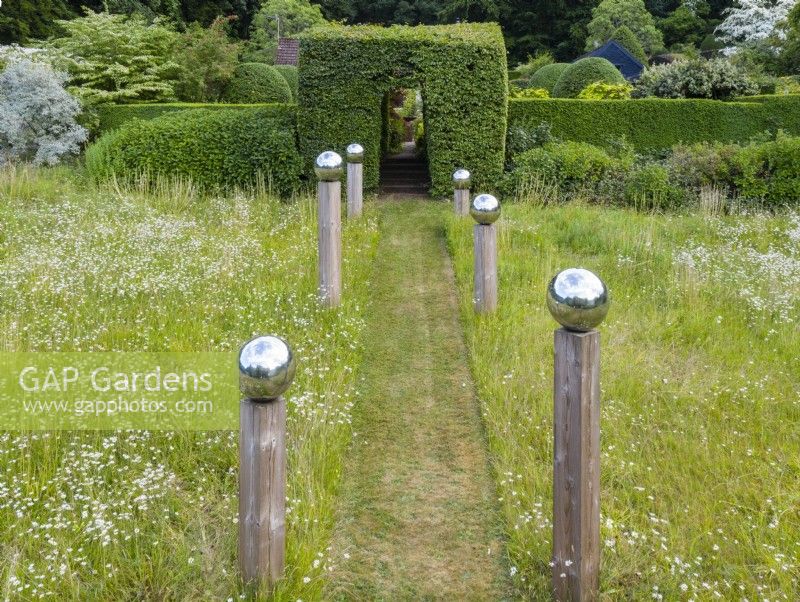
346 143 364 163
238 335 296 400
470 193 500 224
453 168 471 190
314 151 343 181
546 268 610 332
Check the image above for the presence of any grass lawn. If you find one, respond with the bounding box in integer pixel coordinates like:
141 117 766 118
0 166 379 600
447 201 800 600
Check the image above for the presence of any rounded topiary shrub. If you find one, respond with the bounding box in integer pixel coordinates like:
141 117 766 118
552 57 626 98
528 63 569 93
273 65 298 101
85 108 303 196
223 63 293 104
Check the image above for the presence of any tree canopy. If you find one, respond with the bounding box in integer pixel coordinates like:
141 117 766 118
586 0 665 54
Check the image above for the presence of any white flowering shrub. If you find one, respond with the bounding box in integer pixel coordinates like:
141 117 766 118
633 58 759 99
715 0 795 52
0 60 87 166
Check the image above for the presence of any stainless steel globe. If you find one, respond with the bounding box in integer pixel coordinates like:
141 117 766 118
346 143 364 163
546 268 610 332
238 335 296 400
470 193 501 224
314 151 343 181
452 168 471 190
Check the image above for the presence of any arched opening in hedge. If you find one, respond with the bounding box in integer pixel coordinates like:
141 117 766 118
298 24 508 197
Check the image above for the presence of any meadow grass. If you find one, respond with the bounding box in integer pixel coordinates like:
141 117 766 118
446 201 800 600
0 165 379 600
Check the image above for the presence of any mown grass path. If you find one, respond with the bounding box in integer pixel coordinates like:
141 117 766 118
326 199 511 600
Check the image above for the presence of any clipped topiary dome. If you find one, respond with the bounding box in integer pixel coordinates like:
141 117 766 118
552 57 625 98
223 63 293 104
273 65 299 101
528 63 570 93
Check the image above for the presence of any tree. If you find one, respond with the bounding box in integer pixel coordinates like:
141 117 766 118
106 0 184 25
179 0 260 38
0 60 87 165
612 24 648 61
715 0 795 52
174 17 241 101
778 1 800 73
48 10 182 104
659 1 710 48
439 0 499 22
248 0 327 61
0 0 74 44
585 0 665 54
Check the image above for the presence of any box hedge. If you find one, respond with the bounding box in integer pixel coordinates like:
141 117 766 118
508 95 800 151
96 102 294 135
274 65 299 100
223 63 293 104
85 107 303 196
298 23 508 196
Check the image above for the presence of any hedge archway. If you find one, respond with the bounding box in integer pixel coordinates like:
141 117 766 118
298 24 508 196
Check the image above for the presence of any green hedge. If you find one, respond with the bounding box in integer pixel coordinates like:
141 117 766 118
528 63 569 94
96 102 295 135
223 63 293 104
298 24 508 195
508 95 800 151
86 107 303 196
274 65 299 100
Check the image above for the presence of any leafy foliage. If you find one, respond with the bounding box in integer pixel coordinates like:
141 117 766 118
274 65 299 100
552 57 626 98
298 23 508 195
659 2 710 48
0 60 87 165
585 0 664 54
248 0 327 62
223 63 293 103
106 0 183 24
733 133 800 203
48 10 181 104
611 24 647 63
577 81 634 99
513 51 554 80
528 63 570 93
85 107 302 195
0 0 73 44
94 102 292 134
510 87 550 98
173 17 240 102
633 58 758 99
507 95 800 151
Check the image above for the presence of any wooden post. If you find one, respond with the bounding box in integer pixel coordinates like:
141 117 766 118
238 334 296 592
552 328 600 602
346 143 364 218
318 180 342 306
453 168 471 216
473 223 497 313
239 396 287 588
454 188 470 216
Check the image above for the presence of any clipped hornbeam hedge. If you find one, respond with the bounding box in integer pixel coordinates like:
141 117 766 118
298 23 508 195
508 95 800 151
86 107 303 196
96 102 295 135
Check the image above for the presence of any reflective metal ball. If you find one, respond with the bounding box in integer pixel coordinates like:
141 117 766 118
346 143 364 163
470 193 501 224
238 335 296 400
314 151 343 181
546 268 610 332
452 168 471 190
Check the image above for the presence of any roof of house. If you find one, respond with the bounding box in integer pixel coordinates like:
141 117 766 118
578 40 644 81
275 38 299 66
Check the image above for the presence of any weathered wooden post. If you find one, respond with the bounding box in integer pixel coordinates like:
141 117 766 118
238 335 296 590
453 168 471 216
346 143 364 218
471 193 500 313
315 151 343 307
546 268 610 602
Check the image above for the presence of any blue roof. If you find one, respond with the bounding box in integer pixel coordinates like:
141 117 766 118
578 40 644 81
